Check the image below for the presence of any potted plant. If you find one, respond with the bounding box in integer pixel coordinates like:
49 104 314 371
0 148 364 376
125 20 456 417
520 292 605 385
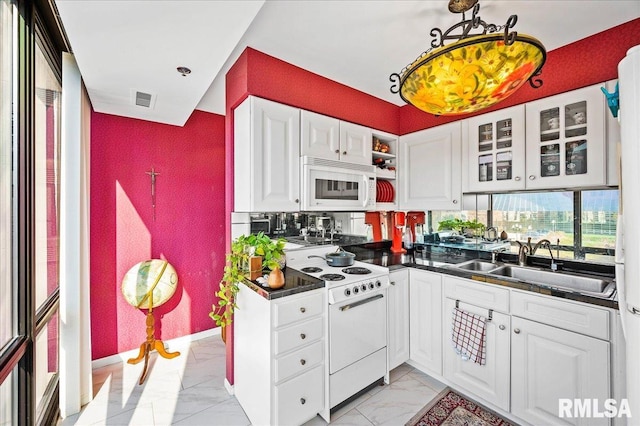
210 233 286 329
438 218 486 237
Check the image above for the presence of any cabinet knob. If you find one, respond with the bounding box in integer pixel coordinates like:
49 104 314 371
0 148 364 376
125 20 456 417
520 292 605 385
300 333 306 340
528 175 535 180
499 324 505 330
342 151 347 155
335 149 340 154
300 359 306 365
300 307 306 313
390 281 396 286
295 198 299 203
452 199 458 204
514 176 521 181
514 328 521 334
300 398 306 405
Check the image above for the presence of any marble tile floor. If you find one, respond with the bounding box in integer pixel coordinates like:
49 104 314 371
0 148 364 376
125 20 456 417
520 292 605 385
59 336 446 425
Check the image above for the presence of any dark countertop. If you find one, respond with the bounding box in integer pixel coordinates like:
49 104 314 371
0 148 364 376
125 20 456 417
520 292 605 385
247 242 618 309
242 267 324 300
342 241 619 310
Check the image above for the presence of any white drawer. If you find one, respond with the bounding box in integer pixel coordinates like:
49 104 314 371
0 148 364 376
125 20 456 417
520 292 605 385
273 291 324 328
443 276 509 313
511 290 610 340
275 365 324 426
274 316 323 355
274 340 323 383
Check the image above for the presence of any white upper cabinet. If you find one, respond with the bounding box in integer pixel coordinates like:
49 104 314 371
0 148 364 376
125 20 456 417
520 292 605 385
300 110 340 160
399 122 462 210
234 96 301 212
525 84 606 189
339 121 372 165
301 110 372 165
466 105 526 192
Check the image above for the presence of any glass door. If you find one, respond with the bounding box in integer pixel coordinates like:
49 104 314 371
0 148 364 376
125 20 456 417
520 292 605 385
466 105 526 192
525 85 606 189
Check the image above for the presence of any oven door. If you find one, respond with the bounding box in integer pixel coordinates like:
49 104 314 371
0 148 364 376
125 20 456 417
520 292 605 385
329 289 387 374
302 164 375 211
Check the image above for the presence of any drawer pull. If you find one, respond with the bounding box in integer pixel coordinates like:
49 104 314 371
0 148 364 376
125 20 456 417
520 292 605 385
300 307 306 313
300 333 306 340
300 359 306 365
514 328 521 334
300 398 306 405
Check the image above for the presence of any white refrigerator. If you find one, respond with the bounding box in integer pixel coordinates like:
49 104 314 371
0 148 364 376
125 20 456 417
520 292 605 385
617 43 640 418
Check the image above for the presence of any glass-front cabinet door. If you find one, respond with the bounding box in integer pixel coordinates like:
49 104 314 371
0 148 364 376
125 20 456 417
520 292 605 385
466 105 526 192
525 84 606 189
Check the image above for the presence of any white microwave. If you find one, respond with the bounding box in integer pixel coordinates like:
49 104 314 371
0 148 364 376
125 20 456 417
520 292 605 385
301 156 376 211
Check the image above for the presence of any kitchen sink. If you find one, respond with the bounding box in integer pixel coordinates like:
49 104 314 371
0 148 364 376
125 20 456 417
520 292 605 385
452 259 500 272
488 265 615 297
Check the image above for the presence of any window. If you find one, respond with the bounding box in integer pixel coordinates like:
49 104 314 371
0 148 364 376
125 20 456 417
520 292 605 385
425 189 619 263
491 189 618 262
0 0 15 353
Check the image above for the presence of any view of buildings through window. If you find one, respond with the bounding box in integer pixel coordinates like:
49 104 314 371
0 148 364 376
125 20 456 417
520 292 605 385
429 189 618 263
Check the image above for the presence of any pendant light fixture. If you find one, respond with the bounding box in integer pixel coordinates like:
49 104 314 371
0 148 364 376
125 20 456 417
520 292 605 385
390 0 546 116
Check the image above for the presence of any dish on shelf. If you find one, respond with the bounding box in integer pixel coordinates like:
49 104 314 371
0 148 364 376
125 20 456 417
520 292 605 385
481 130 492 135
499 126 512 131
540 128 561 135
565 123 587 131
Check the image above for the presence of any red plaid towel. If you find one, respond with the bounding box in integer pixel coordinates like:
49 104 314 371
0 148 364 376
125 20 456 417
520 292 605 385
451 307 487 365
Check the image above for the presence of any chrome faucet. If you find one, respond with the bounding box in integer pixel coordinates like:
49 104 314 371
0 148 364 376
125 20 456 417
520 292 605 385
531 239 558 271
515 241 529 266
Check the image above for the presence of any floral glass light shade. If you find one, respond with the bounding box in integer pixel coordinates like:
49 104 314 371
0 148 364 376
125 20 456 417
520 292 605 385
391 1 546 116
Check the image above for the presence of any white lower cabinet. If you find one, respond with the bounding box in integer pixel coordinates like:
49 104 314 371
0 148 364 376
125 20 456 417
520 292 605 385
409 269 442 375
442 282 511 412
234 285 326 426
388 268 410 370
511 291 611 426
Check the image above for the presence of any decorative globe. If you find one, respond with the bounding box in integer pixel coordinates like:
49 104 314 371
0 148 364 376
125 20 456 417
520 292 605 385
121 259 178 309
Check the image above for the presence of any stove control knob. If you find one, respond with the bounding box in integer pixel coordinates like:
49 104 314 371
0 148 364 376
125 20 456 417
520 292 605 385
361 284 367 292
368 282 375 290
353 286 359 294
344 288 351 297
376 280 382 287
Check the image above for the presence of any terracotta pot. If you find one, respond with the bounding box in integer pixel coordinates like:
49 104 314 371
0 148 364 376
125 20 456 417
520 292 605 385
268 267 285 289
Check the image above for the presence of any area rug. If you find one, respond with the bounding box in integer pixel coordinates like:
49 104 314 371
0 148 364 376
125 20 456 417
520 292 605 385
406 388 515 426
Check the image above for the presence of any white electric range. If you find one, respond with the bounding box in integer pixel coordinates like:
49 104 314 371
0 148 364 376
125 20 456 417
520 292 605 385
286 246 391 409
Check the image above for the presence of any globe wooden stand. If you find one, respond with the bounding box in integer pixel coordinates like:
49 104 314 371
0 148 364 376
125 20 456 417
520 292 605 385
127 306 180 385
126 261 180 385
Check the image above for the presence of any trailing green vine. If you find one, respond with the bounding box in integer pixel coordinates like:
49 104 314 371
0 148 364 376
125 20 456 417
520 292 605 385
210 233 286 328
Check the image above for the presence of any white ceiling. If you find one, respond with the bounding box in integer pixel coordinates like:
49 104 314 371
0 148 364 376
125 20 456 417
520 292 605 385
56 0 640 126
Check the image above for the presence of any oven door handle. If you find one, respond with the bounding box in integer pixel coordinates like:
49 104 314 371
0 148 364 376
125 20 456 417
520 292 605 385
339 294 383 311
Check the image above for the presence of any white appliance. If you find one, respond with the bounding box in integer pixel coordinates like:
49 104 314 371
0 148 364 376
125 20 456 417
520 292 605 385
617 44 640 417
287 247 390 408
301 156 376 211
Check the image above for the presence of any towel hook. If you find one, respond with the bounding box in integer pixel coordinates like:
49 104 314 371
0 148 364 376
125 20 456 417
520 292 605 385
455 299 460 309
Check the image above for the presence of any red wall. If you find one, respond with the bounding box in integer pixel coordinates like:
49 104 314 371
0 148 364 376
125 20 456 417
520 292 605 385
90 110 226 360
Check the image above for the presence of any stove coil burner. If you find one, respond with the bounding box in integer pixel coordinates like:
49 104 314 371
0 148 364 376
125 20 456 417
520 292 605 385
319 273 346 281
342 267 372 275
301 266 323 273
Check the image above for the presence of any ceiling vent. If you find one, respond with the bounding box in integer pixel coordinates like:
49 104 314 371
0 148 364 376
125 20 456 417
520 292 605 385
135 91 152 107
131 89 156 109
